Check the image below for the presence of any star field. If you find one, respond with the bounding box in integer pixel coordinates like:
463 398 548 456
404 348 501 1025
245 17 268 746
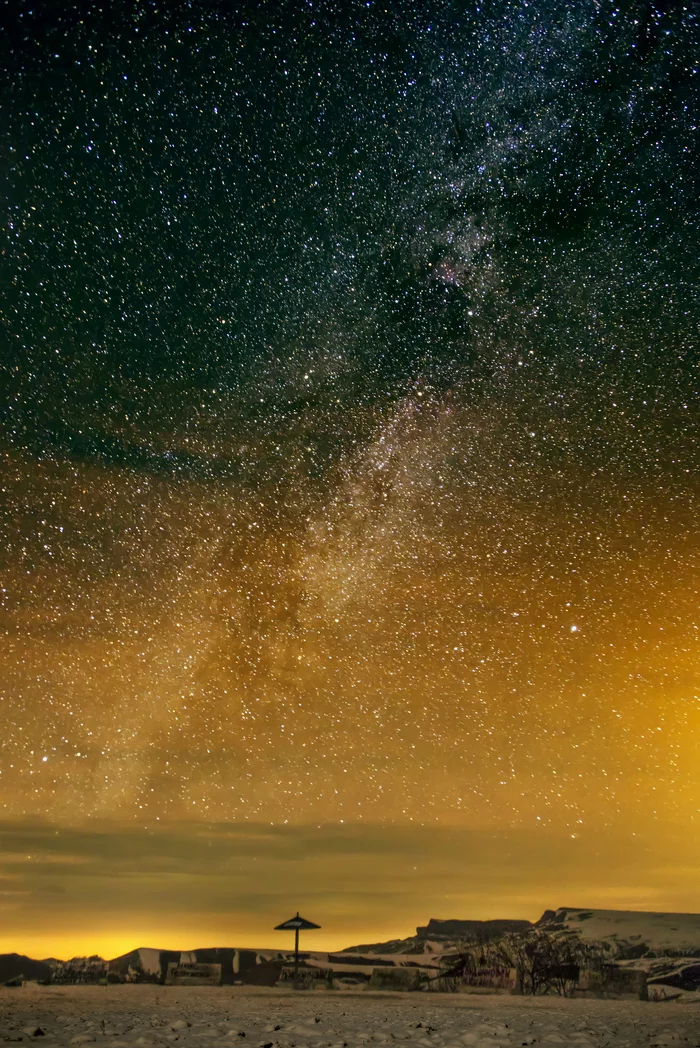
0 0 699 950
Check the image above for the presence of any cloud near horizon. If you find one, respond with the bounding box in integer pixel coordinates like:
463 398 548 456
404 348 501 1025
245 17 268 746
2 817 699 960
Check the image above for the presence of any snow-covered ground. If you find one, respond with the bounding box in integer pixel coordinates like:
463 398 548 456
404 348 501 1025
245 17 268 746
1 984 699 1048
539 910 700 957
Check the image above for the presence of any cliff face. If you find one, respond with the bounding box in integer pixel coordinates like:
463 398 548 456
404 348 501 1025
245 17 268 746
342 917 534 955
416 918 533 941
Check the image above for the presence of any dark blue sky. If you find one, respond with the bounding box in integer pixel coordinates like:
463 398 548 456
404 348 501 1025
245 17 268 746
1 0 699 955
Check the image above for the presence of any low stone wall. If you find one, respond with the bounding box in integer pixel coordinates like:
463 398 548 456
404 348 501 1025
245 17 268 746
462 967 518 992
576 967 648 1000
164 962 222 986
240 961 285 986
429 967 517 994
368 967 424 991
278 965 334 989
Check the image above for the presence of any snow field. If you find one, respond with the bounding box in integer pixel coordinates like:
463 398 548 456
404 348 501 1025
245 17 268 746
0 985 698 1048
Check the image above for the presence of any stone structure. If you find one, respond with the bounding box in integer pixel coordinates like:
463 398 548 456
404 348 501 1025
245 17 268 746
278 964 333 989
463 966 518 992
164 962 222 986
368 967 424 991
576 966 648 1000
239 959 285 986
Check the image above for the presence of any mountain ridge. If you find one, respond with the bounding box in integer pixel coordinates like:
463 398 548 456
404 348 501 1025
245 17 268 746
5 906 700 983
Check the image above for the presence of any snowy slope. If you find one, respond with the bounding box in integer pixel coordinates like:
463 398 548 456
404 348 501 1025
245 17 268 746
538 907 700 956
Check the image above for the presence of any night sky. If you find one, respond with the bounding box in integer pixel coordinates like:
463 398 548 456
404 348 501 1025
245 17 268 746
1 0 699 958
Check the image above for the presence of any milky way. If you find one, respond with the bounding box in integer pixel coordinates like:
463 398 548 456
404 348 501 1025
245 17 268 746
1 0 699 952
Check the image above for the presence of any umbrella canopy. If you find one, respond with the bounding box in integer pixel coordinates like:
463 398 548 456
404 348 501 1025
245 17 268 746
274 912 321 931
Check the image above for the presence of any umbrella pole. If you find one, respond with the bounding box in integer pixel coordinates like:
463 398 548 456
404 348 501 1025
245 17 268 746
275 912 319 988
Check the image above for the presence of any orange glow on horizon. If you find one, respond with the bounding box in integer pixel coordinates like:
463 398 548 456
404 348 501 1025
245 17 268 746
0 926 412 963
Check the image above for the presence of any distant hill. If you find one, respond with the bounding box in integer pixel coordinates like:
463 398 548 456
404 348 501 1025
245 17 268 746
0 953 53 984
339 937 428 955
342 916 533 955
109 947 179 981
537 907 700 958
342 910 700 958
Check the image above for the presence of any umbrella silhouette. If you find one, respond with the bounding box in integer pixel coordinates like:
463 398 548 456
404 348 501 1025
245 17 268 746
274 913 321 985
